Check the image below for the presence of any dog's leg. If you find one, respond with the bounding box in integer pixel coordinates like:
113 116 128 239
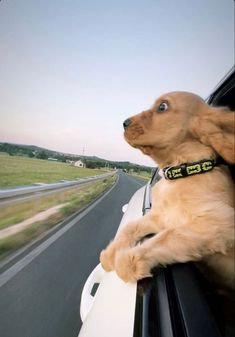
100 213 162 272
114 226 233 283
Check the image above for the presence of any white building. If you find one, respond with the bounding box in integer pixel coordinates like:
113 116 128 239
74 160 86 168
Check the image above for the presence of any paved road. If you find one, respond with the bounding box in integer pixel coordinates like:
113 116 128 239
0 171 146 337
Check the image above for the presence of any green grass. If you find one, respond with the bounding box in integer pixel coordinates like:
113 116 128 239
129 170 152 181
0 153 106 187
0 191 67 230
60 177 116 216
0 175 117 259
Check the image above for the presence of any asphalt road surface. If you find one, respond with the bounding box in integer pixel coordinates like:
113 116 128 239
0 171 147 337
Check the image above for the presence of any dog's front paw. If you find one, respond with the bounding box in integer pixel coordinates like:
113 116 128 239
100 243 116 272
115 249 152 283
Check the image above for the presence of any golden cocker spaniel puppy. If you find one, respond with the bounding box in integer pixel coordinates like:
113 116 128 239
100 92 235 290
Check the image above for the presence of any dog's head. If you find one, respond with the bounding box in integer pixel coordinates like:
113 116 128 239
123 91 235 165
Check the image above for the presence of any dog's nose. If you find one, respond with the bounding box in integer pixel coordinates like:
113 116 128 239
123 118 132 129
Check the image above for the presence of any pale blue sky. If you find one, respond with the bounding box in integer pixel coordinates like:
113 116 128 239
0 0 234 166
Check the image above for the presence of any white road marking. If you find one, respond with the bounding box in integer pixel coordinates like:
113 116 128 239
0 175 119 288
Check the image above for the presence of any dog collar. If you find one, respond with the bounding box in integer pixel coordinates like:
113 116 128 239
159 158 217 180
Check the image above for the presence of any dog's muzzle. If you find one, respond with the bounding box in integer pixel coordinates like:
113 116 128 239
123 118 132 129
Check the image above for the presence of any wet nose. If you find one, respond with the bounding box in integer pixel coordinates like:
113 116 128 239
123 118 132 129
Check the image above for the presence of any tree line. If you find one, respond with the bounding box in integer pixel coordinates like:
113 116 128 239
0 142 153 173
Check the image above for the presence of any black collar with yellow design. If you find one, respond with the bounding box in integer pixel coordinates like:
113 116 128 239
159 158 218 180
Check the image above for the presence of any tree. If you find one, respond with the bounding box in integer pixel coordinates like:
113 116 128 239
37 151 47 160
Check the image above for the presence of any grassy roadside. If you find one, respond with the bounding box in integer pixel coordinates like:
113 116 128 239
128 170 152 181
0 153 106 187
0 179 114 231
0 175 117 260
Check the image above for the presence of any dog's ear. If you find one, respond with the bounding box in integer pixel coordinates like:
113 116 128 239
190 107 235 164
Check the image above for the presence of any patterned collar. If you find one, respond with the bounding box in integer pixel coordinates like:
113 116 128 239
158 158 217 180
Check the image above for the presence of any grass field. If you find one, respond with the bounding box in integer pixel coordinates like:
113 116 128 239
0 153 106 187
129 170 152 181
0 175 117 259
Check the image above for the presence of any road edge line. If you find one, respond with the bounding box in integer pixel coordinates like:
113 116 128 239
0 174 119 284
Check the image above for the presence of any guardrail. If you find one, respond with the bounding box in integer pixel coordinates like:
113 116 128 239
0 172 116 201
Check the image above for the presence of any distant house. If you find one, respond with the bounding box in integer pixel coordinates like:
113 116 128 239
74 160 86 168
48 157 58 161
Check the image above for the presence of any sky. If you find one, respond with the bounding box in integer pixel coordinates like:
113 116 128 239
0 0 234 167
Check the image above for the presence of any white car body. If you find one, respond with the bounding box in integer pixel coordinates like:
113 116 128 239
78 186 146 337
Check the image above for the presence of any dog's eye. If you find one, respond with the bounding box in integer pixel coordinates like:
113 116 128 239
157 102 168 113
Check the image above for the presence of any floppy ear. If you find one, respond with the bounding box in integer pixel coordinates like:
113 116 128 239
190 107 235 164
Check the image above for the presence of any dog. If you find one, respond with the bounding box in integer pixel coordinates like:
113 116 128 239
100 91 235 290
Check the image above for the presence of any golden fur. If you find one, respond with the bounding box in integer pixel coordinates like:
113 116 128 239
100 92 235 289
